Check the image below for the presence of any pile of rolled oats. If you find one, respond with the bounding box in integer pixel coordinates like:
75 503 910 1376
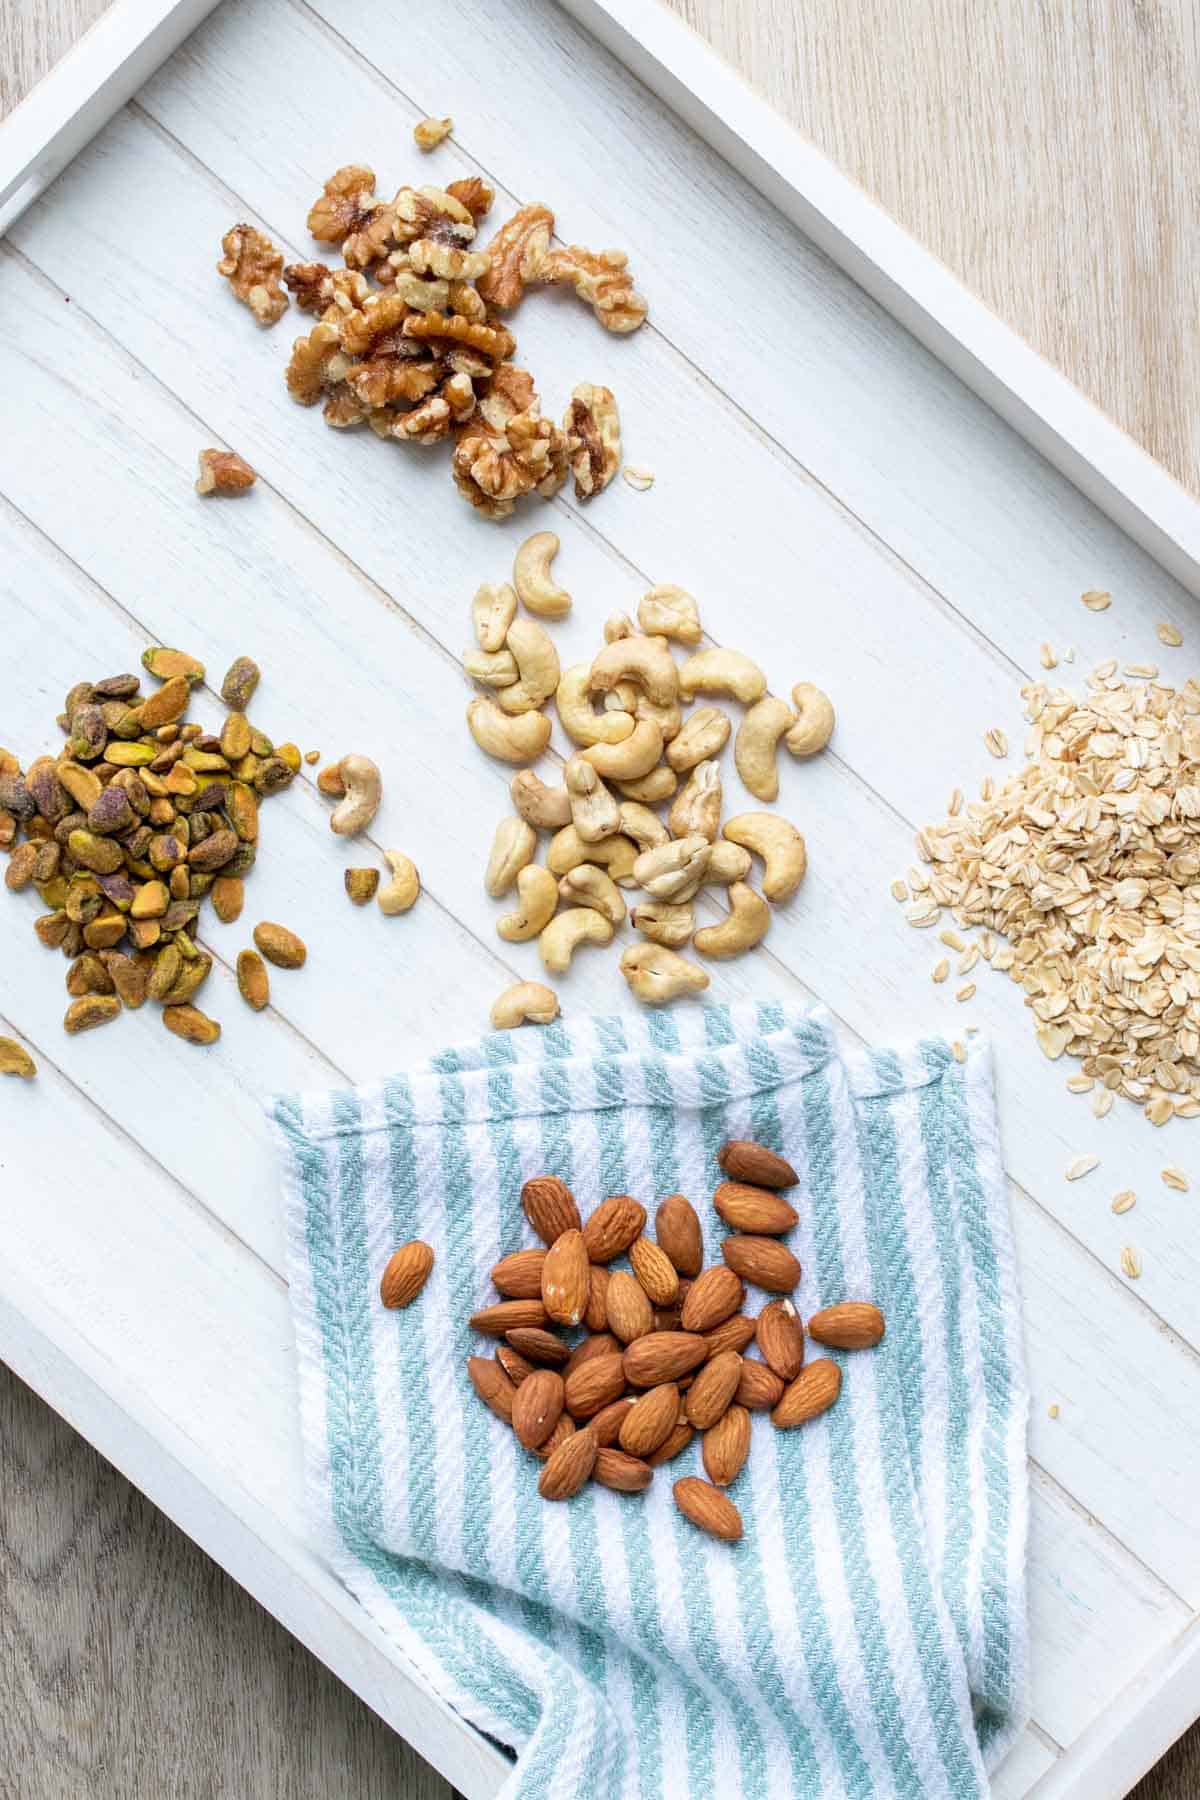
217 165 647 519
903 658 1200 1125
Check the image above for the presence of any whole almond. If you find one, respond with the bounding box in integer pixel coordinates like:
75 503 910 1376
735 1359 785 1410
756 1298 805 1380
680 1265 744 1333
713 1181 799 1235
673 1476 743 1541
594 1448 654 1493
469 1298 548 1336
703 1313 756 1359
623 1331 708 1387
772 1358 842 1428
585 1264 609 1331
703 1403 751 1486
717 1139 797 1188
564 1332 619 1376
379 1240 434 1309
606 1270 655 1344
808 1302 886 1349
542 1228 589 1326
505 1327 569 1366
490 1247 547 1298
619 1382 679 1457
512 1367 566 1448
591 1397 636 1447
582 1194 647 1262
564 1354 627 1419
467 1355 517 1423
655 1194 704 1276
522 1174 581 1244
646 1419 695 1465
629 1237 679 1307
686 1350 743 1429
539 1425 597 1500
533 1415 577 1459
721 1236 801 1293
496 1345 535 1386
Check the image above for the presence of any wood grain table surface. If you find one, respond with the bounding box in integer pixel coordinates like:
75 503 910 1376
1 2 1197 1796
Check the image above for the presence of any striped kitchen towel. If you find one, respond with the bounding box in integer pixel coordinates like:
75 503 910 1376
269 1003 1029 1800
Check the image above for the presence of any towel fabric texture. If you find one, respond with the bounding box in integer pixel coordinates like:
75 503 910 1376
269 1003 1029 1800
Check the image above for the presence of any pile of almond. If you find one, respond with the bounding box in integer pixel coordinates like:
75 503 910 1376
458 1137 885 1541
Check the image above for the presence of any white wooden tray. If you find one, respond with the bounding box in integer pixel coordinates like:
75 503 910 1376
1 3 1199 1795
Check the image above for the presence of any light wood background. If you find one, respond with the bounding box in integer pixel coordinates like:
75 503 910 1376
1 2 1197 1797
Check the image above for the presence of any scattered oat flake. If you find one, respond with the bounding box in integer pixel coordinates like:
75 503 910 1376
906 900 940 927
958 946 980 975
979 775 995 800
1145 1094 1174 1126
1119 1245 1142 1280
1062 645 1076 661
1162 1165 1189 1191
1065 1153 1100 1181
622 464 655 491
932 959 950 983
1124 662 1159 680
947 787 963 816
939 929 966 952
951 1040 967 1062
984 728 1008 758
1047 1403 1060 1419
1066 1075 1094 1094
956 982 976 1002
890 879 909 902
1111 1190 1136 1215
1156 622 1183 648
1092 1089 1114 1118
1039 643 1058 670
1082 588 1111 611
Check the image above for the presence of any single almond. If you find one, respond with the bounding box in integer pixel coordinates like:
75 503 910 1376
717 1139 797 1189
542 1228 589 1326
591 1397 636 1447
505 1327 569 1366
490 1247 547 1299
619 1382 680 1457
469 1298 548 1336
713 1181 799 1235
467 1355 517 1423
606 1270 655 1343
703 1403 751 1485
594 1448 654 1492
655 1194 704 1276
735 1359 785 1410
680 1265 744 1332
533 1414 577 1459
703 1313 756 1359
379 1240 434 1309
685 1350 743 1428
582 1194 647 1261
721 1236 801 1293
673 1476 743 1541
495 1345 535 1386
756 1298 805 1380
623 1331 708 1387
772 1358 842 1428
564 1353 627 1419
522 1174 581 1244
585 1264 609 1331
512 1367 566 1448
807 1302 885 1350
646 1419 695 1465
564 1332 619 1376
538 1424 597 1499
628 1236 680 1306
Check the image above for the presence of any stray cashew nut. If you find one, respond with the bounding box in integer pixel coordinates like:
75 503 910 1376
693 882 770 958
734 695 795 803
540 906 615 973
581 719 664 781
616 765 678 804
378 850 420 914
785 682 836 757
678 649 766 705
467 697 552 764
547 826 639 884
637 584 702 645
556 665 636 747
491 980 560 1029
513 531 571 619
620 942 710 1004
633 833 712 902
497 863 559 940
632 900 695 947
472 581 517 653
565 756 621 843
485 816 537 897
666 705 731 772
706 841 753 885
603 611 636 643
618 801 670 849
559 863 628 925
668 759 723 842
723 813 808 902
329 753 382 836
498 618 561 715
511 770 572 829
464 646 519 687
590 635 680 705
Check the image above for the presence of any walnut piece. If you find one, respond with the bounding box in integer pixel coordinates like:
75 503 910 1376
285 320 368 427
307 165 379 243
452 364 568 518
538 244 647 333
476 204 554 310
217 224 288 326
372 371 477 443
283 261 336 313
414 116 453 152
196 449 257 495
447 177 494 223
564 382 620 500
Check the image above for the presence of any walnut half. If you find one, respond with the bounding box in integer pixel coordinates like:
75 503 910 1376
564 383 620 500
539 244 647 333
217 224 288 326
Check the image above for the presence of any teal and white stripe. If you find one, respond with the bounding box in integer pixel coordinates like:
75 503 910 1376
270 1005 1029 1799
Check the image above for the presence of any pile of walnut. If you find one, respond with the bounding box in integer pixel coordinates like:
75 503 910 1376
216 166 646 518
464 546 834 1026
381 1139 885 1541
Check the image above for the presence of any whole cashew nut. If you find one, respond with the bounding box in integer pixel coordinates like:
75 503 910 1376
378 850 420 914
472 581 517 653
556 664 636 748
678 649 766 705
467 697 552 765
631 899 694 947
616 765 678 804
706 841 753 885
633 834 712 902
497 863 559 940
637 584 702 646
490 980 560 1029
498 618 561 715
547 826 639 884
693 881 770 958
589 636 680 706
485 815 537 897
723 812 808 902
666 705 731 772
558 863 627 926
620 942 710 1004
618 801 670 849
785 683 836 757
580 719 664 781
511 770 571 829
329 754 382 836
564 756 621 843
603 611 636 643
668 759 723 842
734 695 796 803
464 646 519 687
513 531 571 619
540 906 614 973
